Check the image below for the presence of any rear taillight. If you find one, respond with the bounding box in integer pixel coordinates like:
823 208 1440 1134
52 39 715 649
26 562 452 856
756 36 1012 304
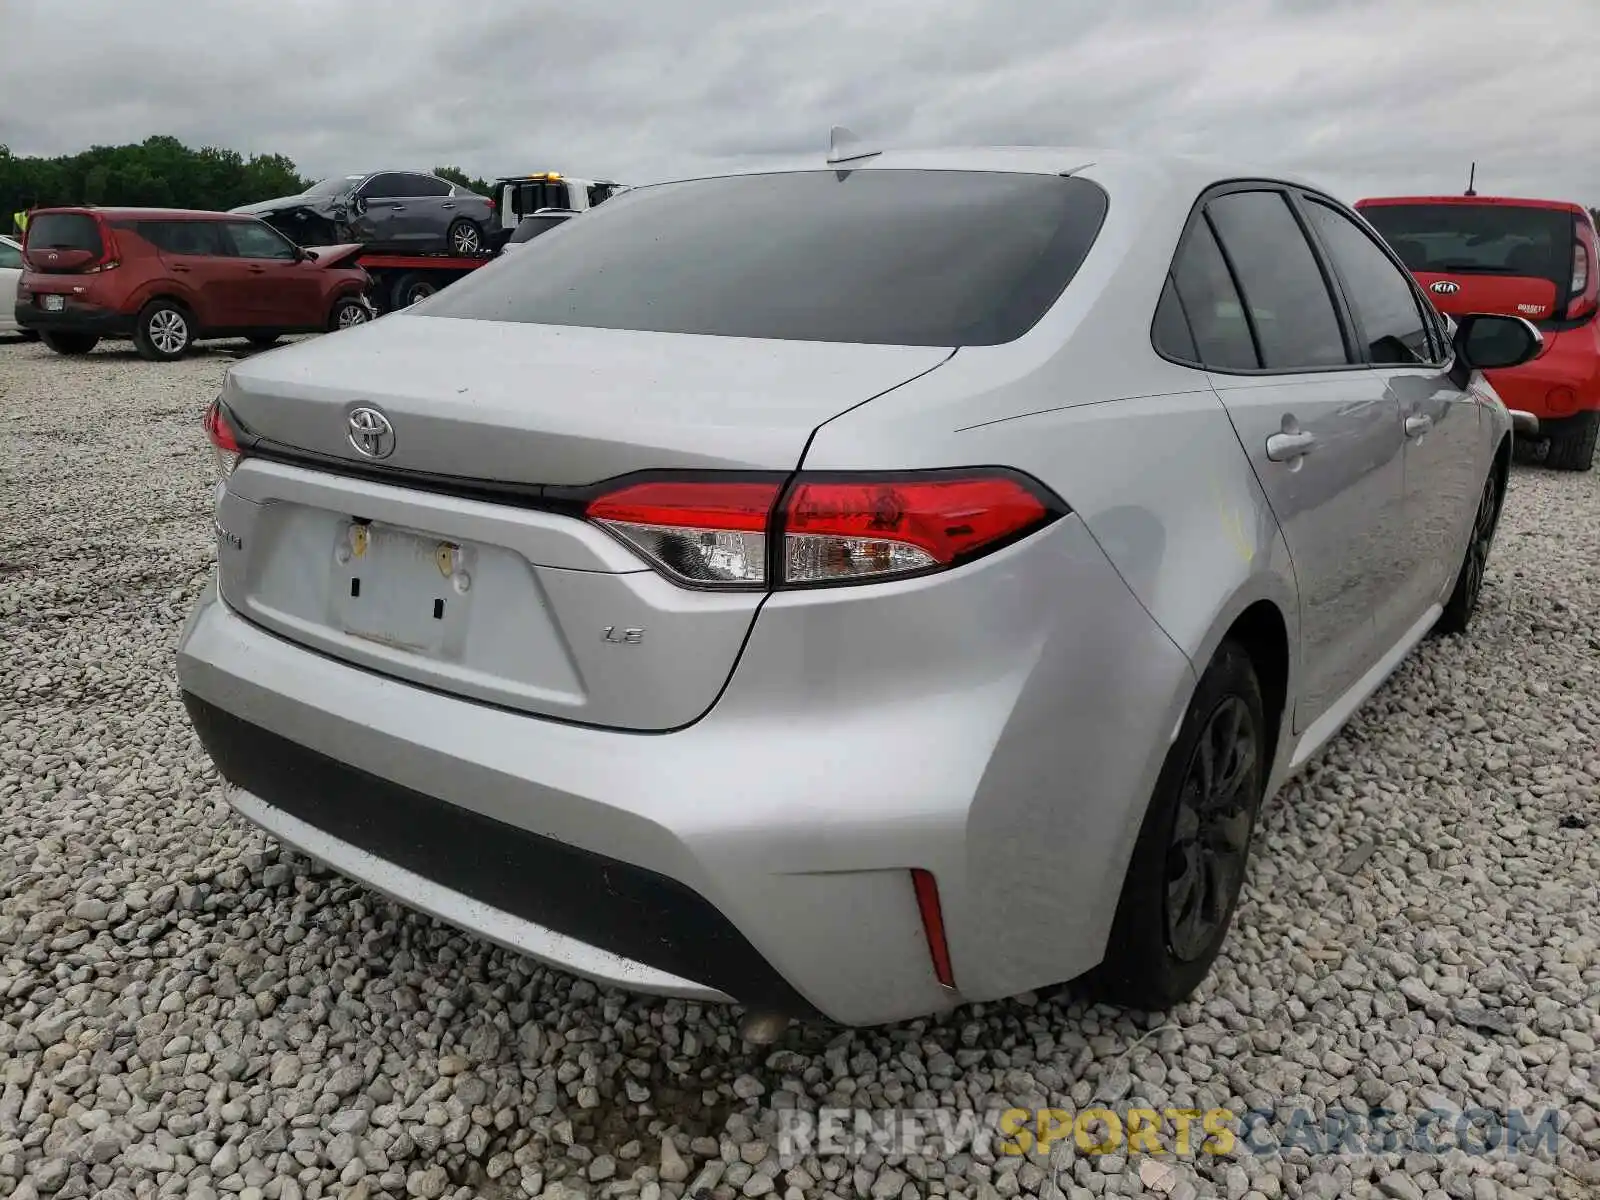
1569 218 1598 320
203 398 243 481
583 469 1065 590
587 480 779 587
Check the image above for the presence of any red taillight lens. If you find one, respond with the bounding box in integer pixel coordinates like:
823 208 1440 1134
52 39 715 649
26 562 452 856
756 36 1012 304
1569 219 1597 320
584 470 1062 590
784 477 1050 584
587 479 781 587
203 398 243 480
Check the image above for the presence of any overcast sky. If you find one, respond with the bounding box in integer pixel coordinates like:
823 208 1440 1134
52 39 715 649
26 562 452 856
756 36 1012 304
2 0 1597 205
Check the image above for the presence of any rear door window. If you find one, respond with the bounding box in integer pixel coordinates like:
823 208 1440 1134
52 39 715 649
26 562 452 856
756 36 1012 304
1303 199 1436 365
0 240 21 270
420 170 1110 347
130 220 229 257
26 213 103 257
1205 190 1350 371
1360 202 1574 286
410 175 453 197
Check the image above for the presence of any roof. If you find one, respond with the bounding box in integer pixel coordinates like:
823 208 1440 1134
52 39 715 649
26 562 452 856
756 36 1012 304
1356 194 1591 215
31 206 243 220
644 144 1331 200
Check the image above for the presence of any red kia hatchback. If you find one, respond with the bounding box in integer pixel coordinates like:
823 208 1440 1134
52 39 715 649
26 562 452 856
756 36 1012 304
1356 195 1600 470
15 207 373 361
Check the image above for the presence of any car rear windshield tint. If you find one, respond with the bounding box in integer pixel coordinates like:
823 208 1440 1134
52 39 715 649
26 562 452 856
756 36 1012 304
26 213 102 256
1361 203 1573 285
419 170 1110 346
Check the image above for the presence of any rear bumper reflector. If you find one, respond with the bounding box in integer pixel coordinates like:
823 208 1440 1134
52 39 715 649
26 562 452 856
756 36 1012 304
910 868 956 990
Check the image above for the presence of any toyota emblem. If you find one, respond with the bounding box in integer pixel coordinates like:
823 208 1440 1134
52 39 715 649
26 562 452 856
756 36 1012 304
1430 280 1461 296
346 407 396 459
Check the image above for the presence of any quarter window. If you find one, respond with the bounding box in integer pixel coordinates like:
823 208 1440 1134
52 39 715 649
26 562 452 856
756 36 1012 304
1167 218 1259 371
1304 199 1435 365
0 241 21 270
1205 190 1350 370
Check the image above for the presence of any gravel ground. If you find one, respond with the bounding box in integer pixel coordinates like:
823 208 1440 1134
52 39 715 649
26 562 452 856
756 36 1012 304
1 334 1597 1200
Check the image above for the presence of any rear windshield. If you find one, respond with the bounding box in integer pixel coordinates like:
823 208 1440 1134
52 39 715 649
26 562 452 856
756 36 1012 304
419 170 1110 346
26 213 103 257
1361 203 1573 285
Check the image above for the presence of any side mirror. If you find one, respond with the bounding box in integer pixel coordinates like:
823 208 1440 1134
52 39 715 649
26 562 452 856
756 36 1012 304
1454 313 1543 372
297 247 319 262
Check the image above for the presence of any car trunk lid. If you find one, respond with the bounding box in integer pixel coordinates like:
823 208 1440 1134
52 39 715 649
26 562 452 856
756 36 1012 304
213 312 952 729
220 311 951 484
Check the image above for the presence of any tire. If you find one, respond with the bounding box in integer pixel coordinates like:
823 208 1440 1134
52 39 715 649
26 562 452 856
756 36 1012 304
447 219 483 257
20 329 40 342
328 296 371 333
1089 640 1268 1010
133 300 193 361
1435 464 1504 636
247 335 280 349
41 331 99 356
1544 410 1598 472
389 273 438 310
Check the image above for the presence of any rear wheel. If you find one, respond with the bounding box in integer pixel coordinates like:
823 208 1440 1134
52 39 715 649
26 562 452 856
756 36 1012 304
1544 410 1598 472
389 273 438 310
1089 641 1267 1010
328 296 370 332
41 331 99 356
447 219 483 257
133 300 193 361
1436 465 1504 636
20 329 40 342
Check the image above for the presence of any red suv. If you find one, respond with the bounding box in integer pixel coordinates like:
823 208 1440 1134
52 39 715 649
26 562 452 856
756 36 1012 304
15 207 373 361
1356 194 1600 470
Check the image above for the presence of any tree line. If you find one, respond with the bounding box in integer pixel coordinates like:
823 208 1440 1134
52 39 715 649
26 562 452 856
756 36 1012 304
1 136 496 227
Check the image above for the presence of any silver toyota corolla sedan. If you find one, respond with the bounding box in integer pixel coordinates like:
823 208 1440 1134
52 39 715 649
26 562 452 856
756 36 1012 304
177 144 1541 1027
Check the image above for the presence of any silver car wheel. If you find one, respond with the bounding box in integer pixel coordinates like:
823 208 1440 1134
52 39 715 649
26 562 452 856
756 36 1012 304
337 302 369 330
149 309 188 355
450 223 480 254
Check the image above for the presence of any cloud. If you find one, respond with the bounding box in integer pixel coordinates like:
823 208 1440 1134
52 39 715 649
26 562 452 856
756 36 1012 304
1 0 1596 205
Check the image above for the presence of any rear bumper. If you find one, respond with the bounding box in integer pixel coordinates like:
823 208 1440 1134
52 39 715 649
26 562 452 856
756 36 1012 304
14 302 133 336
177 511 1194 1026
184 693 807 1014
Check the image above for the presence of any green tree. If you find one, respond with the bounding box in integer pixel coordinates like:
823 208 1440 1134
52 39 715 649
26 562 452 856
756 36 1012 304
0 136 313 223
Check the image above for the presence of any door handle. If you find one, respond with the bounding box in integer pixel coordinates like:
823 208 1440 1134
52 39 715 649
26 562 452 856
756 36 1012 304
1265 430 1317 462
248 265 266 274
441 202 455 210
1405 414 1433 438
390 205 406 211
170 264 191 273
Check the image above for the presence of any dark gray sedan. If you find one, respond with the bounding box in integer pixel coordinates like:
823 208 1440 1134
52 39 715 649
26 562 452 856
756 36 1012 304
231 171 496 256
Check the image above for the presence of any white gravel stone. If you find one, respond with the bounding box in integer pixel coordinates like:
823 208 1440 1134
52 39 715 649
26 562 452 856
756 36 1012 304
2 339 1599 1200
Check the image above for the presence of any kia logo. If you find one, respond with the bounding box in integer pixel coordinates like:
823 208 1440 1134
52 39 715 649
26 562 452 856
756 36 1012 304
1430 280 1461 295
346 407 396 459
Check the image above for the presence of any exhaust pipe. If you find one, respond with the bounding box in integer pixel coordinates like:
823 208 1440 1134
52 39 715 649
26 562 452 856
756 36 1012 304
1509 410 1540 438
737 1011 791 1045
